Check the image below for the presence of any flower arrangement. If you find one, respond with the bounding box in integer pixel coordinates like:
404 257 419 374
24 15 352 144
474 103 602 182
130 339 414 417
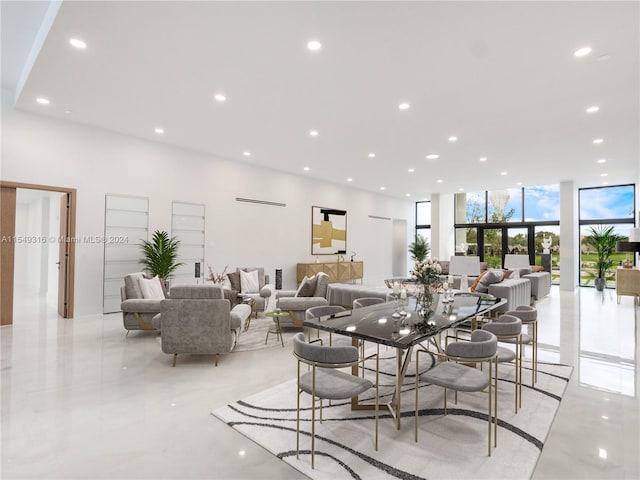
410 258 442 286
206 264 228 284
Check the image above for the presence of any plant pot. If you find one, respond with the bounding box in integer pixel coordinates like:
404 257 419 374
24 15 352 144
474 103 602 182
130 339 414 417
594 277 606 291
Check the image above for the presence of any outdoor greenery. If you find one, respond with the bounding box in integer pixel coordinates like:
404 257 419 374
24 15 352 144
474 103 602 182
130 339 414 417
408 234 430 262
139 230 184 280
582 225 624 285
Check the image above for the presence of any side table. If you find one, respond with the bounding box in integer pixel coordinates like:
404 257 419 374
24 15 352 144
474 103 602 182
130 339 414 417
238 295 256 331
265 311 289 348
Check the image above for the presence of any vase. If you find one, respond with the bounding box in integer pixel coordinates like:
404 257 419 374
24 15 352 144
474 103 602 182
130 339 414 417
417 283 435 317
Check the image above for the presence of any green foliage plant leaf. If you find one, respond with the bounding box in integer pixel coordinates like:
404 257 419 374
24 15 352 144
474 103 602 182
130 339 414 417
139 230 184 280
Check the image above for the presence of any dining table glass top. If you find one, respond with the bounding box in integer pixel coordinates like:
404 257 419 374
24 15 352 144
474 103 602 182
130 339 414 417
303 293 507 349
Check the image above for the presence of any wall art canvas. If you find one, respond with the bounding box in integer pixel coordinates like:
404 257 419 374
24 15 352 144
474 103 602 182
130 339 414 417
311 206 347 255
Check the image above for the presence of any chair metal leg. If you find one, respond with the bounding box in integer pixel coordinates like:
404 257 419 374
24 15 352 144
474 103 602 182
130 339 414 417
215 353 219 366
172 353 177 367
296 361 301 460
488 357 493 457
375 344 379 451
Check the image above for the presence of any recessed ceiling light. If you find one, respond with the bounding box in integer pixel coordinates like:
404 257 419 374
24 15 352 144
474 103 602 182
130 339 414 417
398 102 410 110
36 97 50 105
437 179 443 183
593 138 604 144
597 158 606 164
448 136 458 142
516 182 523 186
602 415 609 420
307 40 322 51
154 127 164 134
574 46 592 57
347 178 353 182
303 166 310 171
425 154 439 160
586 106 600 113
368 153 376 158
500 171 508 176
380 186 386 190
600 173 608 177
479 157 487 162
408 168 415 173
64 109 72 114
69 38 86 49
309 130 319 137
602 181 609 185
243 151 251 156
405 193 411 197
458 187 464 192
213 94 226 102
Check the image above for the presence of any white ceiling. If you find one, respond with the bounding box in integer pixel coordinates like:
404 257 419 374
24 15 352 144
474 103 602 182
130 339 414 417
3 1 639 199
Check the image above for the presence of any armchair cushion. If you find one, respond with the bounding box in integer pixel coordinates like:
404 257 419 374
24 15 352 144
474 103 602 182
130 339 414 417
139 276 165 299
121 298 163 313
227 271 241 292
237 267 266 289
295 275 318 297
240 269 260 293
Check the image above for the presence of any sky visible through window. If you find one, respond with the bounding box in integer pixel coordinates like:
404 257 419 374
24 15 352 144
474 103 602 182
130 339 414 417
580 185 635 220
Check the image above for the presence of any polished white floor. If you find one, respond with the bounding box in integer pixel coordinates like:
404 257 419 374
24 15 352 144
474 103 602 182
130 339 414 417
1 286 638 479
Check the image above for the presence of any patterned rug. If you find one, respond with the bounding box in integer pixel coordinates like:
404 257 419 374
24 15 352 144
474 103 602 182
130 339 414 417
213 351 572 479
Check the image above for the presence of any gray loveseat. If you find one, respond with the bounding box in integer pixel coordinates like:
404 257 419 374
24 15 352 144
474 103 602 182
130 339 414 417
276 272 330 326
120 272 166 332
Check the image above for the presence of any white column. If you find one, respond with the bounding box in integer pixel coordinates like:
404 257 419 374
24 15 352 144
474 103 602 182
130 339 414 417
559 181 578 291
431 193 455 261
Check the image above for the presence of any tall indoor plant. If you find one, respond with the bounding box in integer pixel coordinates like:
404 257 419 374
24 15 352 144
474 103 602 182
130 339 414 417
585 225 622 291
139 230 183 281
408 234 430 262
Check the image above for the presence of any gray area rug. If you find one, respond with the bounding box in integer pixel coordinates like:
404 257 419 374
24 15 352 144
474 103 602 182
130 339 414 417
213 351 572 479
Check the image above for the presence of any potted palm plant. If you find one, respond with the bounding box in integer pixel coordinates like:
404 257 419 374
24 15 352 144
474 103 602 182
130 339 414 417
585 225 622 291
139 230 183 282
408 234 430 262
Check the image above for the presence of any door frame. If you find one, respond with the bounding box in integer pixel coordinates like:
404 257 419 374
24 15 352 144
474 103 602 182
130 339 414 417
0 181 76 324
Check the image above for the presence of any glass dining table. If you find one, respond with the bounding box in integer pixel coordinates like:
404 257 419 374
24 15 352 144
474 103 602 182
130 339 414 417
303 292 507 430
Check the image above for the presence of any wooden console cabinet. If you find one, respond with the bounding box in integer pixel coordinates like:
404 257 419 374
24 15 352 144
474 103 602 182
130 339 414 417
616 267 640 305
297 261 363 284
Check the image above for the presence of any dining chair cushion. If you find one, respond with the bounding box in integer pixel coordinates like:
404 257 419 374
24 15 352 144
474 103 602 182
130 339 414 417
420 362 490 392
299 368 373 400
305 305 346 320
506 305 537 322
496 345 516 363
482 314 522 336
293 332 359 364
445 329 497 359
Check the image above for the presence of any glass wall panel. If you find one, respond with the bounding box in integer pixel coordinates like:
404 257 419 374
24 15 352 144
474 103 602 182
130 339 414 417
416 201 431 226
455 191 485 224
580 185 635 221
580 224 632 287
483 228 502 268
507 228 528 255
416 228 432 257
535 225 560 284
488 188 522 222
524 185 560 221
455 227 477 255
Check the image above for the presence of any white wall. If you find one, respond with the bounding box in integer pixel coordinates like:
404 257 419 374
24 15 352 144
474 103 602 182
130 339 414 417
1 107 413 315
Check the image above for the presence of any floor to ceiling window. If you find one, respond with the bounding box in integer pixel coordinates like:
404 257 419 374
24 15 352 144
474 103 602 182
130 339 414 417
454 184 561 283
415 201 431 256
579 184 636 287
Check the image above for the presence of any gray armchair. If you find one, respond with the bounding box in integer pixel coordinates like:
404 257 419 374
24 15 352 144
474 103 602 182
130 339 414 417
120 272 167 332
153 284 251 367
276 272 330 327
235 267 275 317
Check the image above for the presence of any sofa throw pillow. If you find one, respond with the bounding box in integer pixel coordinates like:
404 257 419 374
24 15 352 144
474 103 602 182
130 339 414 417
227 271 241 292
532 265 545 272
240 269 260 294
475 270 503 294
470 270 489 292
295 275 318 297
139 275 165 299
